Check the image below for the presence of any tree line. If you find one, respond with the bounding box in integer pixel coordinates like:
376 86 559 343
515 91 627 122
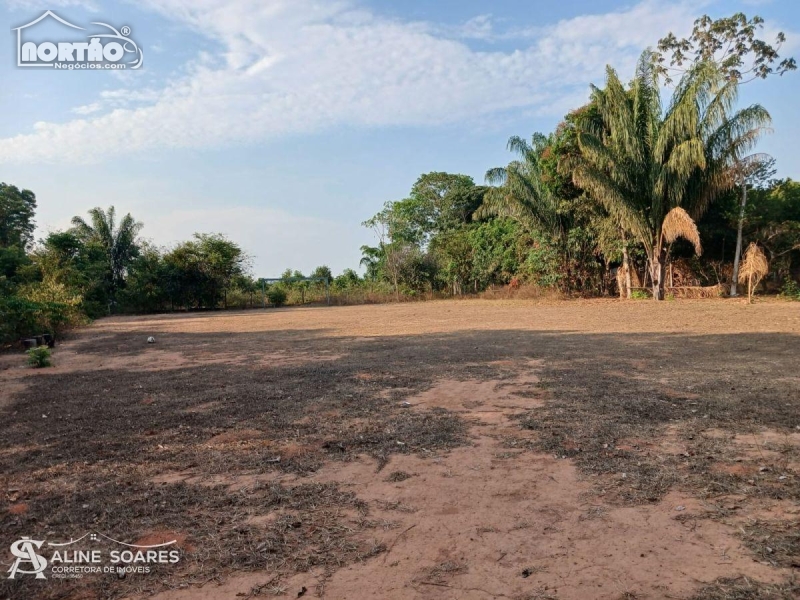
2 12 799 344
359 13 800 301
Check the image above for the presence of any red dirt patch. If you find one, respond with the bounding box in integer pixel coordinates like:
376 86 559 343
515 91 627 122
7 503 28 515
134 530 188 548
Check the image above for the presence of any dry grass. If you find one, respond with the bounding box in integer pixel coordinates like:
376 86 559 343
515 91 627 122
689 577 800 599
741 520 800 568
479 284 565 301
2 299 799 599
667 284 726 298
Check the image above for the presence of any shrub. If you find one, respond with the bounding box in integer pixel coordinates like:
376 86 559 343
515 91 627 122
780 277 800 300
26 346 51 368
266 287 287 307
631 290 650 300
0 295 83 345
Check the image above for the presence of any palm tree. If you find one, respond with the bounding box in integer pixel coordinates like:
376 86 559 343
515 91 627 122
478 134 563 236
570 52 770 299
71 206 142 303
478 133 585 292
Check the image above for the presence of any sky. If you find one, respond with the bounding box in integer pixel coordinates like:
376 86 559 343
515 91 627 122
1 0 798 276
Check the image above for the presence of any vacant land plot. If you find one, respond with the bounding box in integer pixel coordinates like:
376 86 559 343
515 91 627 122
2 299 799 600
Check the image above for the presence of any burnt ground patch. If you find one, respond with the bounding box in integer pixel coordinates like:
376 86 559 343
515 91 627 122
2 326 800 598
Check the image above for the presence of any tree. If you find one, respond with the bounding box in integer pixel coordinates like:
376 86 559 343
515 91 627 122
334 268 361 290
193 233 249 307
359 245 383 281
745 178 800 282
0 184 37 290
479 135 561 237
653 13 796 84
394 173 484 246
570 54 769 299
311 265 332 282
163 234 248 309
654 13 793 295
363 203 407 300
729 156 776 295
479 130 615 295
0 183 36 249
71 206 142 306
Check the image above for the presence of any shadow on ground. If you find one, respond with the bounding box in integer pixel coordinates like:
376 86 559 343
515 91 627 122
1 327 799 599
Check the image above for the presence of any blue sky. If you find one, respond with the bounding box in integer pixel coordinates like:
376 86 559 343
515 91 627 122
1 0 798 276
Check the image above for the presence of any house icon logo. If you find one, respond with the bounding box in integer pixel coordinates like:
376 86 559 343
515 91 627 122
12 10 143 70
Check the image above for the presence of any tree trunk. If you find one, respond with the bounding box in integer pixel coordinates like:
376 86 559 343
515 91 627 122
731 182 748 297
651 249 666 301
622 239 632 300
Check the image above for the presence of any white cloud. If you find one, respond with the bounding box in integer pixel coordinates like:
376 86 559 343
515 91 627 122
5 0 98 11
0 0 705 164
457 14 494 40
71 102 102 115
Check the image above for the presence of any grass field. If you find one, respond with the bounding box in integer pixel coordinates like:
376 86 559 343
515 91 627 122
2 299 800 600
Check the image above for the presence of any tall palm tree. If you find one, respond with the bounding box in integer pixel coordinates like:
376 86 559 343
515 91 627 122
570 52 770 299
477 133 563 237
71 206 142 302
478 133 586 291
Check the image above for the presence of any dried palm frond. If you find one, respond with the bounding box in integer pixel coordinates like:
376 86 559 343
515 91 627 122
738 242 769 303
662 207 702 255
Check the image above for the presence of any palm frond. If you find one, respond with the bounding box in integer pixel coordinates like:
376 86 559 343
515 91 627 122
738 243 769 284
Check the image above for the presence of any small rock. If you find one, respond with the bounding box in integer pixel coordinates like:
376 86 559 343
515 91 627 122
147 336 156 344
675 505 686 511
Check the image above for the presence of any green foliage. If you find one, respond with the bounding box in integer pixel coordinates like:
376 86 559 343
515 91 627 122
266 286 287 307
26 346 51 368
0 295 80 344
631 290 650 300
333 269 361 290
160 233 248 309
71 206 142 305
780 277 800 300
570 52 770 299
654 13 796 84
0 183 37 250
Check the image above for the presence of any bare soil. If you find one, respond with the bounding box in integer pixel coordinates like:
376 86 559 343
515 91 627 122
1 298 799 599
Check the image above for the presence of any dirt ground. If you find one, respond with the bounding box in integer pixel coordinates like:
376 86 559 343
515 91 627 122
1 298 799 600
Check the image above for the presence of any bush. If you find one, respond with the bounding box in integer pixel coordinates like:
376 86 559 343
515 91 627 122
26 346 51 368
780 277 800 300
0 295 82 345
266 287 287 307
631 289 650 300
